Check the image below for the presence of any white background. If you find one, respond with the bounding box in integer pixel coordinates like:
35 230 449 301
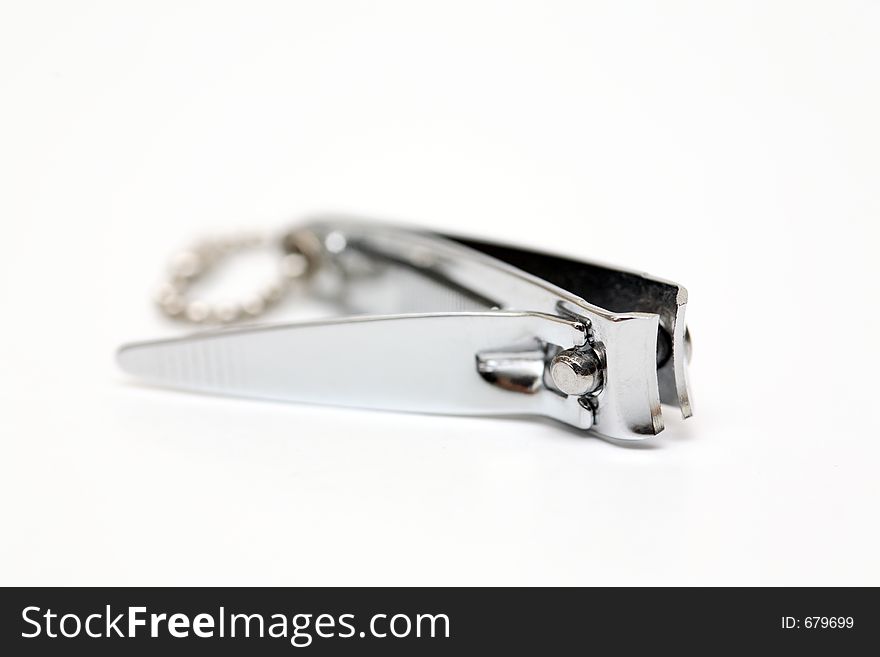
1 1 878 585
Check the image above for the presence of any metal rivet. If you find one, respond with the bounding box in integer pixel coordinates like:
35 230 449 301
550 348 601 396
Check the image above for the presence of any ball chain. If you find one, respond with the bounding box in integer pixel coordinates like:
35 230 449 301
154 229 319 324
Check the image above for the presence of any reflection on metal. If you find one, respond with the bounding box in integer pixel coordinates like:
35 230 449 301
476 341 548 395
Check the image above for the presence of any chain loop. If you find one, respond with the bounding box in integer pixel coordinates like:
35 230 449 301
155 228 319 324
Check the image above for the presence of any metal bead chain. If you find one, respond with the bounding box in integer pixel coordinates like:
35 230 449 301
154 230 315 324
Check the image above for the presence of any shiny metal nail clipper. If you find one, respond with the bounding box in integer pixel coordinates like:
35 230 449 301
118 216 693 440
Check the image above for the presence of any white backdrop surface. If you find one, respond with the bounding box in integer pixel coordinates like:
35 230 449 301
1 1 878 585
